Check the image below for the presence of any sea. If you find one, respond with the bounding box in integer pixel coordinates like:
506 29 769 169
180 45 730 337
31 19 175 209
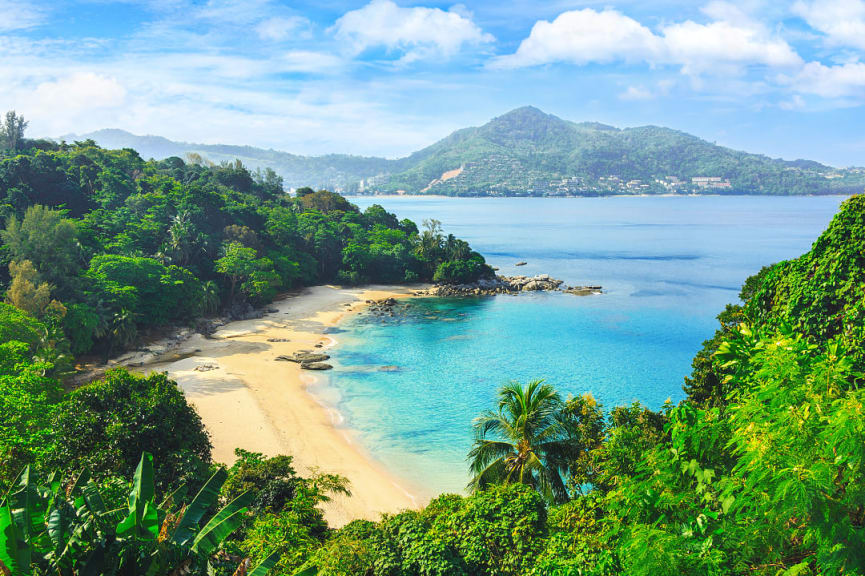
311 195 846 496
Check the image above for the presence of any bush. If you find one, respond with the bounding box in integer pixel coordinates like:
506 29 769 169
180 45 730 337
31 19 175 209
50 369 212 490
432 253 491 284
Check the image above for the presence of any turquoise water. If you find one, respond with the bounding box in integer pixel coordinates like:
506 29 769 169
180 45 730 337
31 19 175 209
319 196 846 495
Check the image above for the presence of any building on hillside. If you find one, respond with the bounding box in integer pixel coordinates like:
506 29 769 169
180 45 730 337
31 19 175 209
691 176 732 189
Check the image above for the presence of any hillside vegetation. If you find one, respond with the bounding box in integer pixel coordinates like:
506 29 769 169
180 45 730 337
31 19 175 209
1 112 863 575
75 107 865 197
0 115 491 358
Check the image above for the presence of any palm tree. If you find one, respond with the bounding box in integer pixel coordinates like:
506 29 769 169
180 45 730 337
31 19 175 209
468 379 574 503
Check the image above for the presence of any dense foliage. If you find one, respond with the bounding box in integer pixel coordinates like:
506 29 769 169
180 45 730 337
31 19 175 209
0 452 280 575
0 125 490 357
269 195 865 574
3 113 865 574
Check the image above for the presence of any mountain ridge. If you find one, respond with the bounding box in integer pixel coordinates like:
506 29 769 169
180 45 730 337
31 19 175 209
65 107 865 196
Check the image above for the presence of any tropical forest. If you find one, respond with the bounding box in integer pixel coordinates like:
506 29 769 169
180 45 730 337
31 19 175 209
1 101 864 576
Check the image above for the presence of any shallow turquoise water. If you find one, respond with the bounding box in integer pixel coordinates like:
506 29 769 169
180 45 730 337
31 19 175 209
317 196 846 495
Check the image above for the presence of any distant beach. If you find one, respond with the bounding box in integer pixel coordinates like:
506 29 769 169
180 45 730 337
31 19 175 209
119 285 427 527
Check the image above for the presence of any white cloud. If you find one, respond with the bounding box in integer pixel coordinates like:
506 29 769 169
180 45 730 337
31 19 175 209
494 7 801 75
619 85 655 101
782 60 865 97
332 0 493 62
492 9 660 68
255 15 307 42
779 94 806 109
662 20 802 74
0 0 43 32
33 73 127 113
280 51 345 74
793 0 865 51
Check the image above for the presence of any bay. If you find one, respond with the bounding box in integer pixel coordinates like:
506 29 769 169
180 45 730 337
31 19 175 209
316 196 846 496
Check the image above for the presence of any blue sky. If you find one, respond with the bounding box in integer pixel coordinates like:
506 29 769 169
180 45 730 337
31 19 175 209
1 0 865 165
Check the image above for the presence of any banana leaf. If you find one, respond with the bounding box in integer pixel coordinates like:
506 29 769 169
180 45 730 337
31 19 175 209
190 491 253 556
171 468 227 546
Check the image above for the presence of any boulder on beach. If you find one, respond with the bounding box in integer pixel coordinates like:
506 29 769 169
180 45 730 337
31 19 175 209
194 363 218 372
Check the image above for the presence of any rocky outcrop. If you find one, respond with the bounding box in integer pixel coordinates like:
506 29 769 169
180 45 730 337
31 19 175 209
417 274 602 297
275 352 330 363
300 362 333 370
563 285 603 296
365 297 400 317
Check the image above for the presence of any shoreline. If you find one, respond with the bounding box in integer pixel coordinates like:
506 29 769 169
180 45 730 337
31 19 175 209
121 284 429 527
345 193 853 199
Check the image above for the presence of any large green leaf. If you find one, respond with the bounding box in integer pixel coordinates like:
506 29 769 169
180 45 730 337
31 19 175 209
190 491 253 556
77 544 106 576
246 552 280 576
116 453 159 540
170 467 227 546
7 468 44 541
0 505 29 575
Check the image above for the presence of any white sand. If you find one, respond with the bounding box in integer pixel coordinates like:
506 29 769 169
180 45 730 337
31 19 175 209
133 285 426 527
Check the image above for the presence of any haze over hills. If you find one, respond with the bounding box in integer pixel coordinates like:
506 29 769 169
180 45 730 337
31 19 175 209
68 107 865 196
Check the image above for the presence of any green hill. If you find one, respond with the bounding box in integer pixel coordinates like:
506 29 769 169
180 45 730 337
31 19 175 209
69 107 865 196
65 129 394 194
375 106 865 196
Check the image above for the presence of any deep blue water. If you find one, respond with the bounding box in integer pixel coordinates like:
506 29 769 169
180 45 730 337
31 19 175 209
316 196 846 495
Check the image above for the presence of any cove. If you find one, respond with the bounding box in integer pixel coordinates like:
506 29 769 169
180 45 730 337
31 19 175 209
316 195 846 495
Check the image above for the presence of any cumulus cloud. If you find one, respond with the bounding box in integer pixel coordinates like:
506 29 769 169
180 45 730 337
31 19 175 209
793 0 865 51
332 0 493 62
492 9 661 68
662 20 802 74
493 7 801 75
781 60 865 98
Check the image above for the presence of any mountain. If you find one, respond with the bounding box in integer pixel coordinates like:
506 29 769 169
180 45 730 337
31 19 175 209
65 129 394 194
69 107 865 196
373 106 865 196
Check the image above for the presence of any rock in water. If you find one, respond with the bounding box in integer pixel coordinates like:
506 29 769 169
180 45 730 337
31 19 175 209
515 261 527 266
275 353 330 363
301 362 333 370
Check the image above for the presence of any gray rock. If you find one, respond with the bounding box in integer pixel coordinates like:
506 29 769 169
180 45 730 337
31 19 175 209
301 362 333 370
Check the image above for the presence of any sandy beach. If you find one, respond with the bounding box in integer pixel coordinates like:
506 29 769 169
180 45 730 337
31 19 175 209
119 285 426 527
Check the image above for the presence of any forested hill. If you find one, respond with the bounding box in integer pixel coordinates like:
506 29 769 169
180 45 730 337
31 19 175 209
69 107 865 197
0 133 491 358
68 128 394 194
375 106 865 196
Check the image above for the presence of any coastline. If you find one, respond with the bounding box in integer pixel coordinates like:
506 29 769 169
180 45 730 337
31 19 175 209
122 284 428 527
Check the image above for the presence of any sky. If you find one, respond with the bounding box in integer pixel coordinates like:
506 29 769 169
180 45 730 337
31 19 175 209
1 0 865 166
